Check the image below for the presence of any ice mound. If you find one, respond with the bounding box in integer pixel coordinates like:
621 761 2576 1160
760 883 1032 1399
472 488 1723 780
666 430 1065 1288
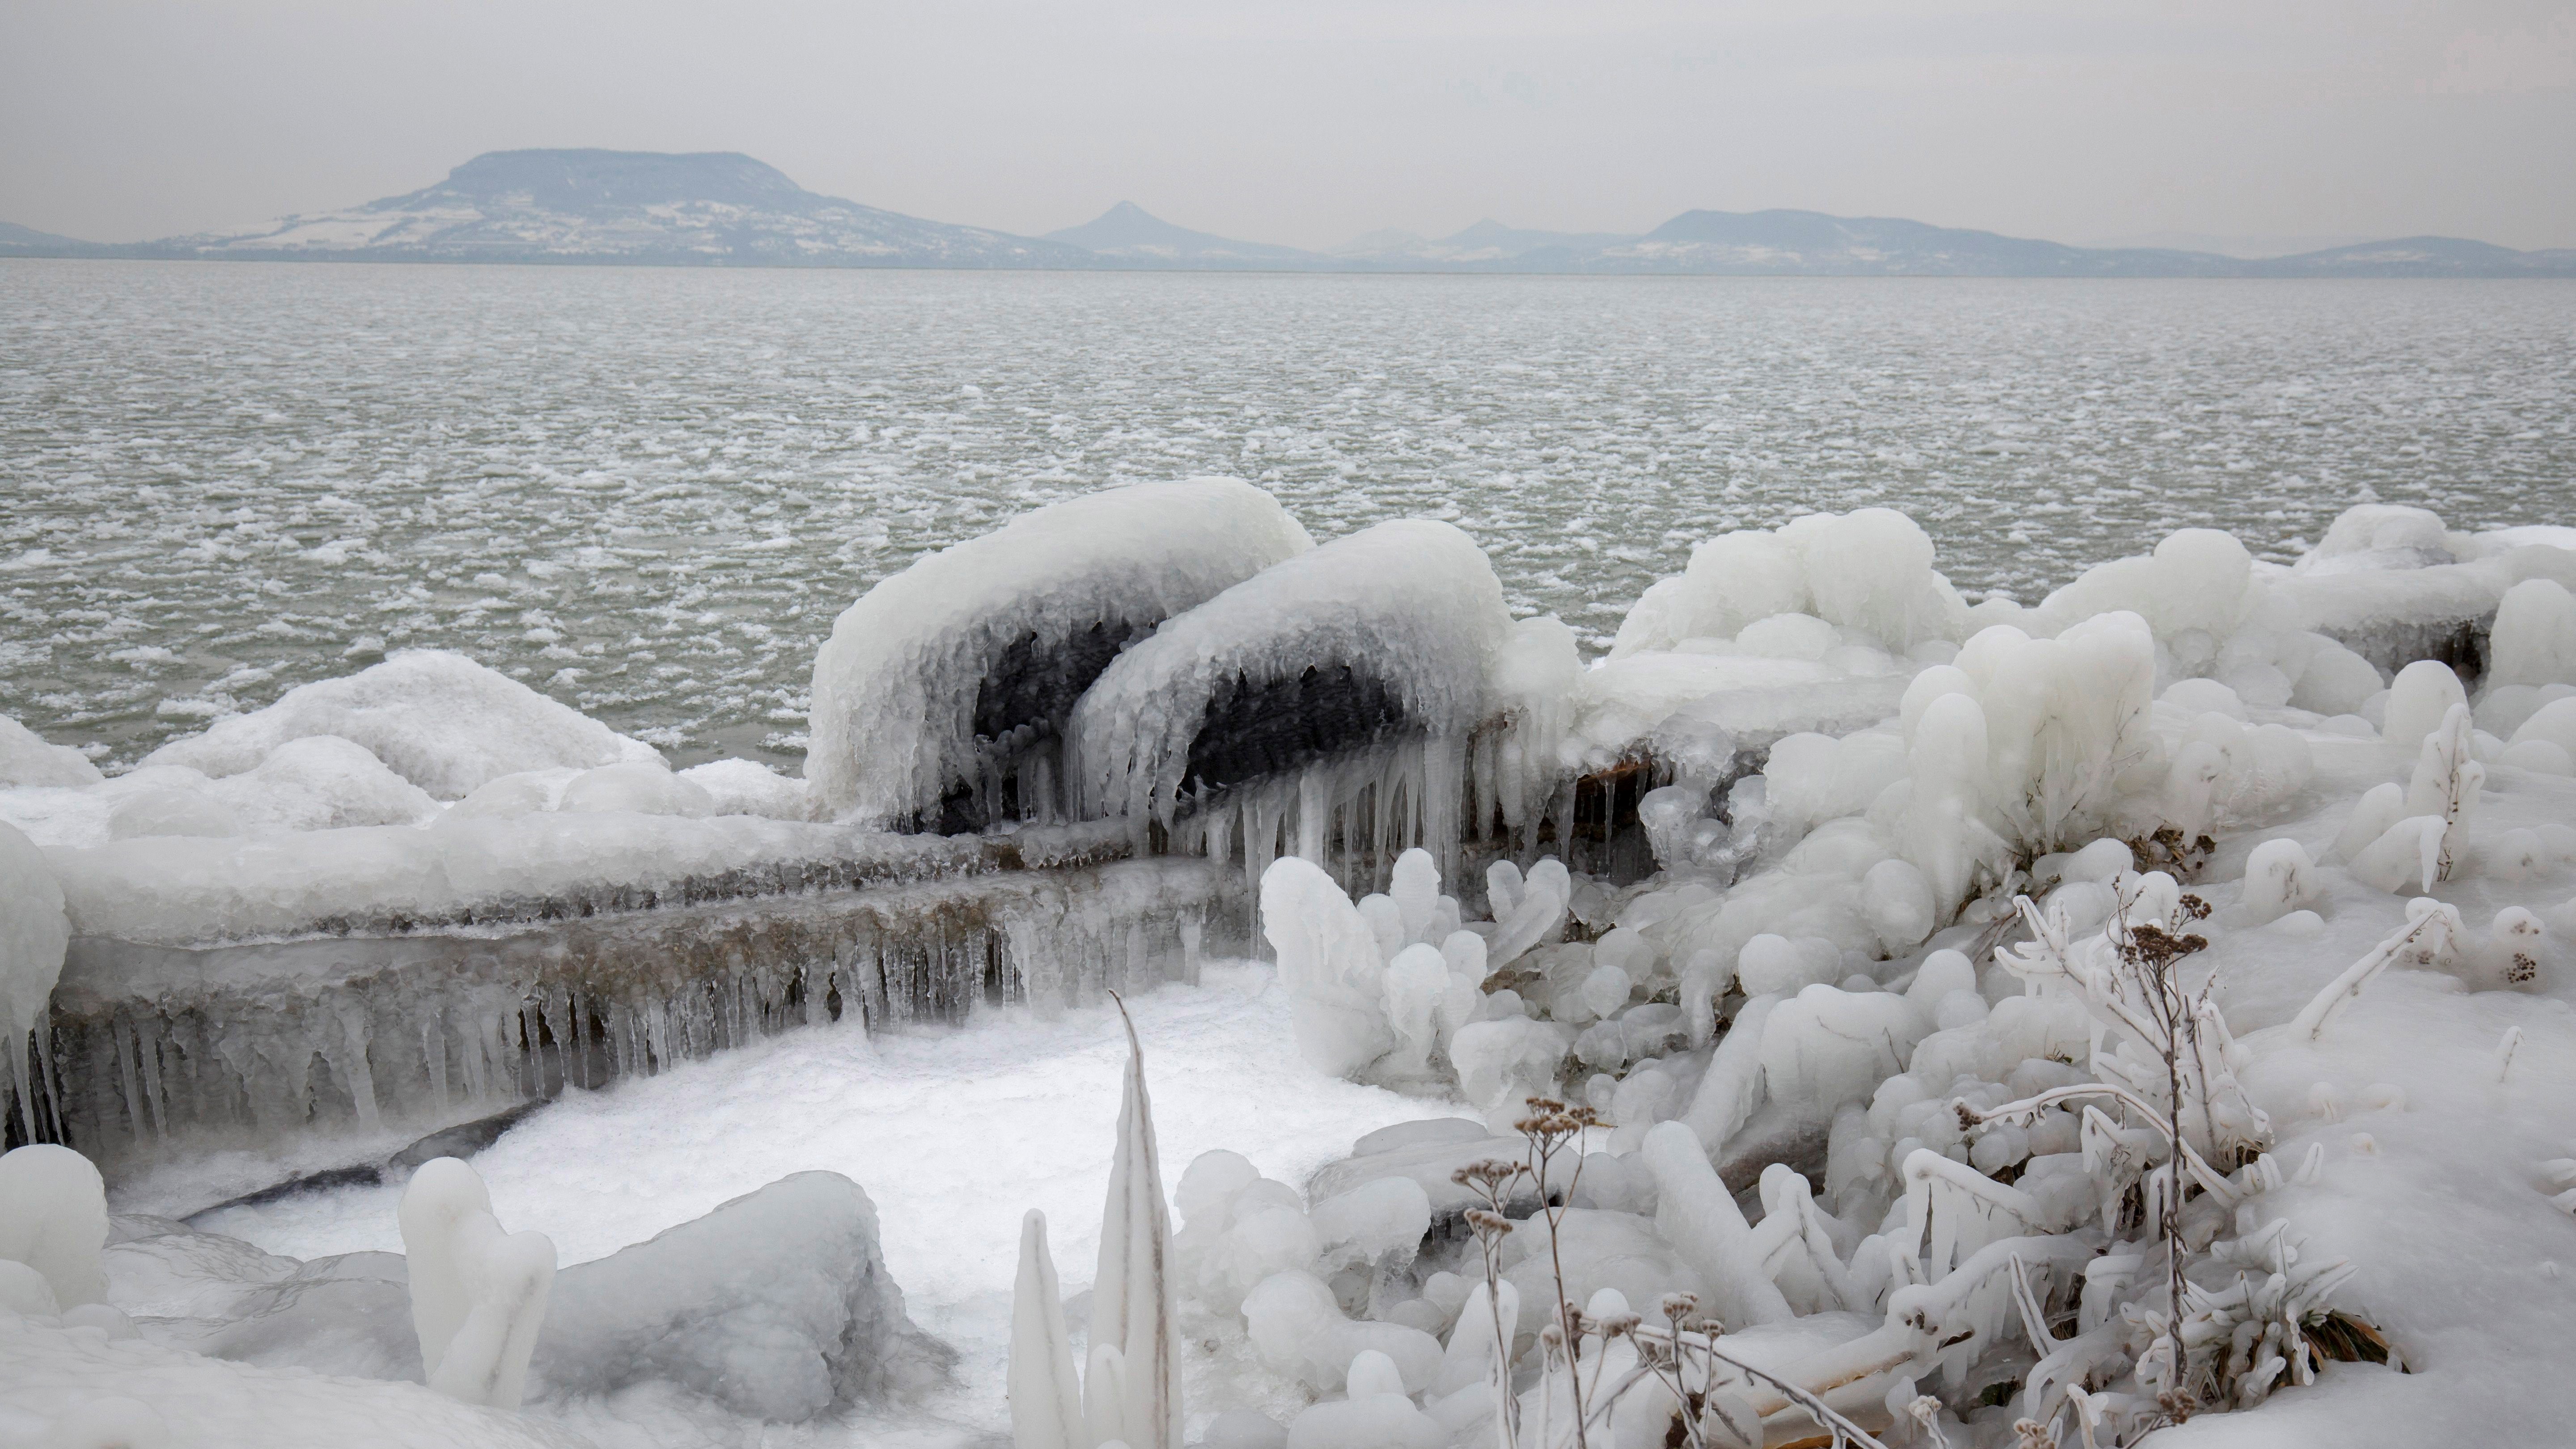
806 478 1313 830
1067 518 1512 828
142 650 662 800
539 1170 955 1417
1609 508 1971 661
0 710 104 789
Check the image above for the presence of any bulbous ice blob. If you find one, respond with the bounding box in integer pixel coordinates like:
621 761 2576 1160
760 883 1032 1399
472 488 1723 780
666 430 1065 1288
2384 660 2467 753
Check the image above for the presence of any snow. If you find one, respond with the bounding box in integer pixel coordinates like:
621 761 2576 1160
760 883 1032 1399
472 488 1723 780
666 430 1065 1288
178 967 1462 1444
141 651 665 802
807 478 1314 829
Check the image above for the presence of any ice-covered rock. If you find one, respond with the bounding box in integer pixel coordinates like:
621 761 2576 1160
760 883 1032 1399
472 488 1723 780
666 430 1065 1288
807 478 1313 829
142 650 662 800
537 1170 954 1417
1068 518 1512 829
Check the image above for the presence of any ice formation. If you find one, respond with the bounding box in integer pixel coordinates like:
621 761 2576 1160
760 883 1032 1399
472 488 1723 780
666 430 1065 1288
138 651 664 801
1009 999 1183 1449
10 488 2576 1445
0 1144 109 1310
1 820 70 1147
1067 519 1518 887
398 1156 554 1409
807 478 1314 830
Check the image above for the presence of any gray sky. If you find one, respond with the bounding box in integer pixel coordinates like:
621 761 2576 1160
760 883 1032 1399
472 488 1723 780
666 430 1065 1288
3 0 2571 251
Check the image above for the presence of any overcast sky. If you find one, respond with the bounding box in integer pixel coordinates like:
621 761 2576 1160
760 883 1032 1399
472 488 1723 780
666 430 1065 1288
3 0 2571 251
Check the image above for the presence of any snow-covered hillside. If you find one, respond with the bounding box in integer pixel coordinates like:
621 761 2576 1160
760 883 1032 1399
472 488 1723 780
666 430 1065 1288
152 149 1092 268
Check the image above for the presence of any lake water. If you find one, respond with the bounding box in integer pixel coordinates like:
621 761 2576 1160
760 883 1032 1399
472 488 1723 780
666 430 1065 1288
4 260 2571 771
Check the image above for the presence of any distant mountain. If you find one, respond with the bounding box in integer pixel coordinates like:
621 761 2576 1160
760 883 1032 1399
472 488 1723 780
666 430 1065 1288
2243 235 2576 279
89 150 1090 268
0 220 103 255
1586 210 2239 277
4 152 2569 276
1331 218 1636 263
1044 201 1315 266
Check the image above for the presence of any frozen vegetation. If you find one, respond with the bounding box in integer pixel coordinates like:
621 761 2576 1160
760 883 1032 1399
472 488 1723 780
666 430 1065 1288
2 469 2576 1448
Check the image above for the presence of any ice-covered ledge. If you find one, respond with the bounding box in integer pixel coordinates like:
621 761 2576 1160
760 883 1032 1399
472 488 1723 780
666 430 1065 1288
38 829 1229 1177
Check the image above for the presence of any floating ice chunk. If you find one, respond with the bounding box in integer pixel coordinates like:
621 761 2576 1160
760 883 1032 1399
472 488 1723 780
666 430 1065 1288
539 1170 953 1417
0 713 102 790
0 1145 108 1309
2384 660 2468 755
676 757 814 820
1068 518 1511 826
2487 578 2576 688
199 735 441 833
557 760 713 817
397 1157 553 1410
143 650 660 800
808 479 1312 828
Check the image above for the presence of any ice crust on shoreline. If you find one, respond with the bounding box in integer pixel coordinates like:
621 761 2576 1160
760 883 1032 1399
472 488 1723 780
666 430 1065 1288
7 486 2576 1445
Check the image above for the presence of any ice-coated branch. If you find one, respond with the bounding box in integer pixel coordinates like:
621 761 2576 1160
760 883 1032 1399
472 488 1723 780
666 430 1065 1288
1958 1085 2241 1207
1093 991 1182 1449
1009 1210 1088 1449
2287 898 2462 1041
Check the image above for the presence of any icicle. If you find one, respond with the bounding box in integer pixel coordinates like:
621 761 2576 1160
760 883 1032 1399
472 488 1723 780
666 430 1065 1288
1091 993 1182 1449
1009 1210 1088 1449
336 998 382 1135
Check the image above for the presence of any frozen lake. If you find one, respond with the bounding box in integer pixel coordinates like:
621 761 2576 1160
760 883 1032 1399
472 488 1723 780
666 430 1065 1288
4 259 2571 772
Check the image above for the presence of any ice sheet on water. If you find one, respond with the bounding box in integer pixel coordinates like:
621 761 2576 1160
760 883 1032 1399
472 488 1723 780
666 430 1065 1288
805 478 1313 829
